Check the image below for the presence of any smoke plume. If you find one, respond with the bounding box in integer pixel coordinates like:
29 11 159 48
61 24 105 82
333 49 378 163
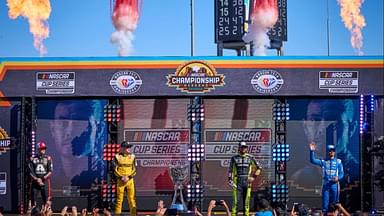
111 0 140 56
337 0 366 55
243 0 278 56
7 0 51 56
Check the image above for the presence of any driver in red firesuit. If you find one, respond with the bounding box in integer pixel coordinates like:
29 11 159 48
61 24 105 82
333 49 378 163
28 142 53 206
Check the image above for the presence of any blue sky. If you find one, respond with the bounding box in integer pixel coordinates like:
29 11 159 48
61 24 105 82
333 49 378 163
0 0 383 57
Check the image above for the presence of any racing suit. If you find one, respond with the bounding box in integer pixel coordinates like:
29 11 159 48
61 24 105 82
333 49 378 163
310 151 344 214
28 153 53 205
113 152 137 215
228 153 262 216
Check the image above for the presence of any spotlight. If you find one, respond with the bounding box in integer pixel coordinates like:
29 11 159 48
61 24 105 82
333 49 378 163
104 104 121 123
188 104 205 121
272 103 290 121
360 95 364 134
188 144 205 161
272 144 290 161
187 184 204 202
271 183 289 203
31 130 36 155
370 95 375 112
103 144 120 161
101 181 116 203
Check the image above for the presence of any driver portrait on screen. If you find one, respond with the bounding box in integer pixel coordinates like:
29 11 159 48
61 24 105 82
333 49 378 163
37 100 106 189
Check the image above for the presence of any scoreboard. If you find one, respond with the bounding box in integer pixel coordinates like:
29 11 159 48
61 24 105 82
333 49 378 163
215 0 287 44
214 0 247 42
268 0 288 42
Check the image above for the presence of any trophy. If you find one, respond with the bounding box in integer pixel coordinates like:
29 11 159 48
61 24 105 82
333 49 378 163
169 165 189 212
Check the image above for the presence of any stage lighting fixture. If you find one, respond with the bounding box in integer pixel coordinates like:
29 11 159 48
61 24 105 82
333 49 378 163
187 184 204 202
187 144 205 161
272 103 290 121
360 95 364 134
187 104 205 121
370 95 375 112
104 104 121 123
103 144 120 161
272 144 290 161
31 130 36 155
101 181 116 203
271 184 289 203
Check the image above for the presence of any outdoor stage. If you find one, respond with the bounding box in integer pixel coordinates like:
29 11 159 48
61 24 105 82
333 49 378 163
0 56 383 214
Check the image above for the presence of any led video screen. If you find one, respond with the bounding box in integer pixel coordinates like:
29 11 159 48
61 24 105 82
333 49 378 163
36 99 107 196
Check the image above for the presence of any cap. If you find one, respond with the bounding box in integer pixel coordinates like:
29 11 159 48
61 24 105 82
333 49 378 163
327 145 336 152
38 142 47 150
239 141 247 148
120 141 133 148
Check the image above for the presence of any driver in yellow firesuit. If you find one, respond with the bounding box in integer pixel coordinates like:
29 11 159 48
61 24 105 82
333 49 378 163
113 141 137 215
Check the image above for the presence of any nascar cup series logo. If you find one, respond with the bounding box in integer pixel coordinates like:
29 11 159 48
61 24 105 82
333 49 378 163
167 61 225 93
110 70 143 94
251 69 284 94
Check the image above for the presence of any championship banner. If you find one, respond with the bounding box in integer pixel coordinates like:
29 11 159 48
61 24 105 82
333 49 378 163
0 57 383 101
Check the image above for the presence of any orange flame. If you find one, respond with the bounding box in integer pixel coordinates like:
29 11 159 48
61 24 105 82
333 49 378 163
7 0 51 56
337 0 366 55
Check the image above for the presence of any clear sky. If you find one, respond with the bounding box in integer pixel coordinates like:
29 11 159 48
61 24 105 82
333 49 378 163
0 0 383 57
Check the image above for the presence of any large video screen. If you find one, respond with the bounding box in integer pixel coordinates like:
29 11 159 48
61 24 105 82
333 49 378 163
122 99 191 195
286 98 360 209
203 99 274 197
36 99 107 196
122 98 274 198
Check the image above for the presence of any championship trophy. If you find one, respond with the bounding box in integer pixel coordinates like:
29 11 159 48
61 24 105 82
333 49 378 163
169 165 189 212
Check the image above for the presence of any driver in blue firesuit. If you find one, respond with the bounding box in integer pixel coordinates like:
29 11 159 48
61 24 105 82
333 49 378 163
309 142 344 214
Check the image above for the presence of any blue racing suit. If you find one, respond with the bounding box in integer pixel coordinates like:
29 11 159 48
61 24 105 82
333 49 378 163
310 151 344 213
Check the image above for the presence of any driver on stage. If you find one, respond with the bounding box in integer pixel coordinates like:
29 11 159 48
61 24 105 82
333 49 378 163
309 142 344 214
228 141 262 216
28 142 53 206
113 141 137 215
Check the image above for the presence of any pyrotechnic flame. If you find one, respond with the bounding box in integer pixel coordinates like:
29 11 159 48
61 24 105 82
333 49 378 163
7 0 51 56
111 0 141 56
243 0 278 56
337 0 366 55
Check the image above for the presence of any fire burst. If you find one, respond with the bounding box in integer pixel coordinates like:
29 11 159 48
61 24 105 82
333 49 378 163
111 0 141 56
7 0 51 56
337 0 366 55
243 0 278 56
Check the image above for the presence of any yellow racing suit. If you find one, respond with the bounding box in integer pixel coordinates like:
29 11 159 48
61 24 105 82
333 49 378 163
113 152 137 215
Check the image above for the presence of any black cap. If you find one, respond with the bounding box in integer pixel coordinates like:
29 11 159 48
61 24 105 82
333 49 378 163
120 141 133 148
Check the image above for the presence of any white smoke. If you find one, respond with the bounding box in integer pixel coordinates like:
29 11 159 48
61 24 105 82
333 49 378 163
111 30 134 56
243 2 278 56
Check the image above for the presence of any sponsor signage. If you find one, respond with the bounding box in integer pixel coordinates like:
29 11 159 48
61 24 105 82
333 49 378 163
36 72 75 94
167 61 225 93
0 172 6 195
251 70 284 94
319 71 359 93
124 129 189 167
0 127 12 155
110 70 143 94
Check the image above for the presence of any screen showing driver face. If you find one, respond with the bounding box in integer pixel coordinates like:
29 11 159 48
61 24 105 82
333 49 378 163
36 99 107 195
